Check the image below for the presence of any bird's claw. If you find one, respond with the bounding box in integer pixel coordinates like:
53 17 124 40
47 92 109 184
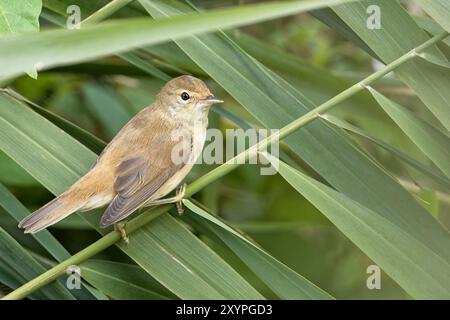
175 184 186 215
114 221 129 244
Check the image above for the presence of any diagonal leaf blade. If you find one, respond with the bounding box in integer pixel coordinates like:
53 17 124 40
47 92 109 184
265 156 450 299
80 260 175 300
321 114 450 190
82 83 132 138
183 200 333 300
368 88 450 179
0 226 75 300
0 183 108 300
3 88 106 153
122 214 264 299
0 183 70 261
414 0 450 33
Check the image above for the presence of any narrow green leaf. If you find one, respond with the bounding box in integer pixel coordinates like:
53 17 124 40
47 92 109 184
81 0 134 26
0 183 107 300
80 260 174 300
266 157 450 299
144 41 206 76
0 93 95 194
118 86 156 114
321 114 450 190
418 52 450 69
0 260 27 296
0 227 75 299
82 83 132 138
212 105 253 130
309 7 378 58
332 0 450 130
0 0 359 78
119 52 171 81
368 88 450 179
3 88 106 154
0 150 38 186
119 214 264 299
183 200 333 300
42 0 108 18
413 15 450 46
0 183 69 261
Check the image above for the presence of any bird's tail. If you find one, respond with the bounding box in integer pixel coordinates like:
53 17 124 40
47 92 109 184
18 192 86 234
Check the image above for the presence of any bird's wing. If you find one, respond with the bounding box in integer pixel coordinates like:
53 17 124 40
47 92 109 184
99 140 191 227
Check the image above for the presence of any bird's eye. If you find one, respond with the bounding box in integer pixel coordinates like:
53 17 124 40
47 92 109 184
180 92 190 101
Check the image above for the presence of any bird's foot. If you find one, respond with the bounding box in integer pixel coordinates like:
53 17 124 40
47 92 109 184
175 183 186 215
114 221 129 244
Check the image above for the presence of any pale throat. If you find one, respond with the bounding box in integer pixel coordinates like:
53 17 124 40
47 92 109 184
164 104 210 161
171 104 209 130
185 106 209 159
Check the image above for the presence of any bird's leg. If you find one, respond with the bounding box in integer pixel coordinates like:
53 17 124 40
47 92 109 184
175 183 186 215
114 220 129 244
143 184 186 215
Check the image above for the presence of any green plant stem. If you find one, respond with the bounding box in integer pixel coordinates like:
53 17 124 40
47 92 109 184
81 0 134 26
2 31 447 301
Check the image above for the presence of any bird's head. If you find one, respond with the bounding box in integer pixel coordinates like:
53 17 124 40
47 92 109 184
157 75 223 113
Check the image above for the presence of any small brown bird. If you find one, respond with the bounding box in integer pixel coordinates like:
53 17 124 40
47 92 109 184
19 75 223 241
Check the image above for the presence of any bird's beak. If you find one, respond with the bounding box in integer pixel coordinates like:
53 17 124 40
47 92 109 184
204 95 224 104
